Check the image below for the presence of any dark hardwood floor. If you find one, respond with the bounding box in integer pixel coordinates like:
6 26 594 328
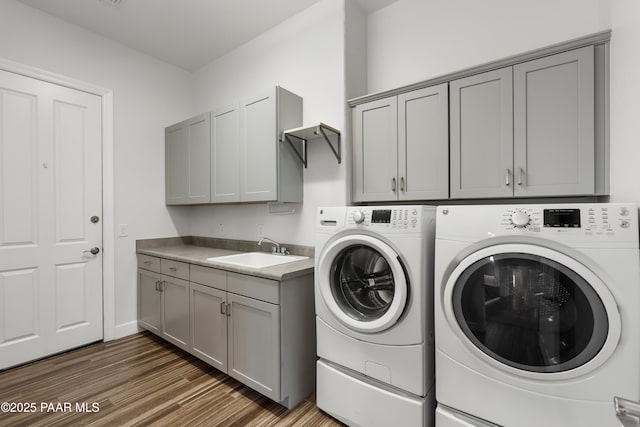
0 332 343 426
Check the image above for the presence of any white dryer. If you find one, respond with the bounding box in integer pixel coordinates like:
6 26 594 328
434 203 640 427
315 206 437 427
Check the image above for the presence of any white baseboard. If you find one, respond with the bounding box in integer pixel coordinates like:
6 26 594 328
111 321 141 340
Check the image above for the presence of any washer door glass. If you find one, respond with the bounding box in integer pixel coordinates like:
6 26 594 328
452 253 608 373
318 234 409 333
330 244 396 321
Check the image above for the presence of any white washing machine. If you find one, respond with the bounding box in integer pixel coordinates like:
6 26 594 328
315 206 437 427
434 203 640 427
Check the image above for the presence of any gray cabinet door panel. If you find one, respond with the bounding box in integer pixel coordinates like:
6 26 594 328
212 105 240 203
138 269 161 334
227 292 280 401
353 96 398 202
241 89 277 202
450 67 514 199
186 113 211 203
165 120 188 204
161 275 190 350
514 46 595 196
398 83 449 200
190 282 228 372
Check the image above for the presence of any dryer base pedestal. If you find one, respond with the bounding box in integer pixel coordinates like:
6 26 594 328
317 359 434 427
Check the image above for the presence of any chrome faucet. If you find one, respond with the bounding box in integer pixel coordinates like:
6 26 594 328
258 237 283 255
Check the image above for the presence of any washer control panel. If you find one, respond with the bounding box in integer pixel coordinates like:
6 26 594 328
347 207 421 230
498 204 634 237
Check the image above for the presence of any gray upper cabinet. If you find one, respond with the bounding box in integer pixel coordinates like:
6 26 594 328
450 68 514 199
166 86 302 205
165 120 188 205
186 113 212 204
212 105 241 203
240 86 303 203
353 83 448 202
398 84 449 200
513 46 595 197
165 113 211 205
353 96 398 202
450 46 597 199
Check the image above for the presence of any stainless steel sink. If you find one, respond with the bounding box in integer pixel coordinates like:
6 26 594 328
207 252 309 268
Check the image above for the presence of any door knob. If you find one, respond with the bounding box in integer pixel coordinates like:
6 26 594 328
83 247 100 255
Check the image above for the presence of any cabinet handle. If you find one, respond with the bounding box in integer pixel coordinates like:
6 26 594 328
220 301 226 315
158 281 164 292
169 267 177 271
400 177 405 192
505 169 511 186
392 177 396 192
226 303 231 317
154 280 160 291
518 168 524 186
144 261 152 265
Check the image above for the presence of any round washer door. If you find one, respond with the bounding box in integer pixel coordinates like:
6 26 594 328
442 243 621 379
317 234 409 333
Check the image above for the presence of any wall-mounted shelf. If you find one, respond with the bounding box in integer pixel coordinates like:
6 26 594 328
282 123 341 168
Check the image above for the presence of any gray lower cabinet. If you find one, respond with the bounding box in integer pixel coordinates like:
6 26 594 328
137 256 190 351
159 274 190 350
165 113 211 205
450 46 598 198
353 83 449 202
138 267 161 334
227 292 281 401
139 256 315 409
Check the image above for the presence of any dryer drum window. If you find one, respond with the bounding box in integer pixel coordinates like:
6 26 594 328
330 244 397 321
452 253 609 373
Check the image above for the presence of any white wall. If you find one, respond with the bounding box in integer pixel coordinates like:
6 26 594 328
0 0 194 337
609 0 640 205
189 0 348 246
366 0 608 93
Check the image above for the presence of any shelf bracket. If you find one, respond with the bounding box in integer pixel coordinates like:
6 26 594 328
281 123 341 168
317 124 341 165
283 132 307 168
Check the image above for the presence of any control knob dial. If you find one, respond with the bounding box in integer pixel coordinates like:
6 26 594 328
510 211 531 228
352 210 365 224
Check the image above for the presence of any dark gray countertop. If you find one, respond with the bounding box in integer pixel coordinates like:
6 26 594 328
136 237 314 281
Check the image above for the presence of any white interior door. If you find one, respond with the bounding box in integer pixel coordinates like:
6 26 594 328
0 69 103 370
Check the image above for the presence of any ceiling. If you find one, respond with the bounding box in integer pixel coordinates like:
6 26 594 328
18 0 398 72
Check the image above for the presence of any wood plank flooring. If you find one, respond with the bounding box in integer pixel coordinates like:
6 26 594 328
0 332 343 426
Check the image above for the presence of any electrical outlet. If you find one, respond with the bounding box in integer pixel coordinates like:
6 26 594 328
218 224 224 235
257 224 264 236
118 224 128 237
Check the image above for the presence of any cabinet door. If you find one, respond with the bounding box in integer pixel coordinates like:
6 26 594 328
514 46 595 197
212 105 240 203
450 67 514 199
241 88 277 202
165 120 188 205
138 269 161 335
190 283 228 372
352 96 398 202
227 292 280 401
398 84 449 200
161 275 190 350
186 113 211 204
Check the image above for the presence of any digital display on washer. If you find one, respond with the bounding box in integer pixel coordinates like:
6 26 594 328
371 210 392 223
543 209 581 228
